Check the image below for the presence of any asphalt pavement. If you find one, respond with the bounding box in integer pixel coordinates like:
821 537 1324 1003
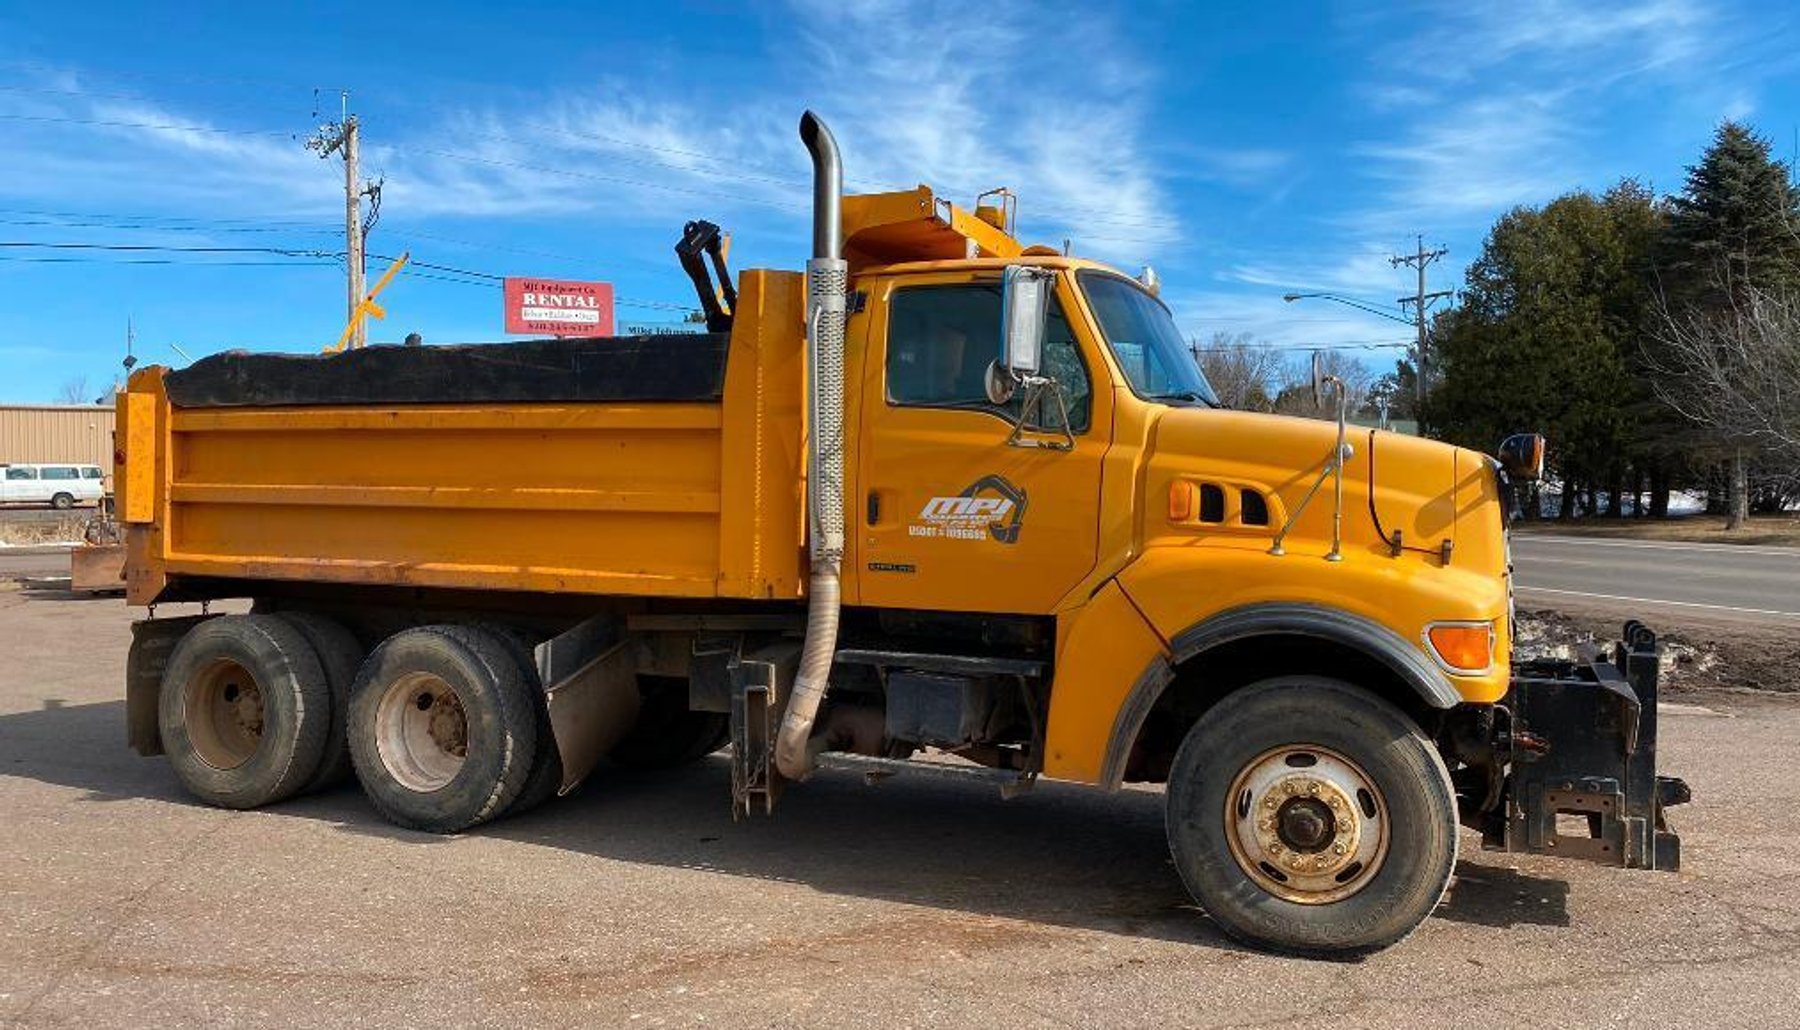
3 588 1799 1027
0 551 70 580
1510 534 1800 626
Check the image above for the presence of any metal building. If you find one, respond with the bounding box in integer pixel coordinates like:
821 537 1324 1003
0 404 117 466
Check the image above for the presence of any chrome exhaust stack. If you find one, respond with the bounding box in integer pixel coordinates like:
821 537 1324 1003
775 110 848 781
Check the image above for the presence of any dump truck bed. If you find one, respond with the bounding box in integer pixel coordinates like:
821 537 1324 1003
117 271 807 606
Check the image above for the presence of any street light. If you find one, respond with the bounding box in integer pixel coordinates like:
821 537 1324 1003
1281 292 1413 326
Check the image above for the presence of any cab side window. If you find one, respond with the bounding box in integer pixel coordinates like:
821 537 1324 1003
886 282 1090 432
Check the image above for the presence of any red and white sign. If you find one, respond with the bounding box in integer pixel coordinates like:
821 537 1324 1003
503 277 615 336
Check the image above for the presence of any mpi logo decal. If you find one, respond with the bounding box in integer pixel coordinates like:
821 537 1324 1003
909 475 1028 543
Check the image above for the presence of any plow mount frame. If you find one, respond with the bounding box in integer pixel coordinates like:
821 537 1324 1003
1463 620 1689 872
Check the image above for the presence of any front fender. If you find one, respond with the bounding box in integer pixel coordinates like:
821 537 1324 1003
1117 540 1511 705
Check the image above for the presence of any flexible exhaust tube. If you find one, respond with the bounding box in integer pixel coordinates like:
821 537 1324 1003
776 110 847 781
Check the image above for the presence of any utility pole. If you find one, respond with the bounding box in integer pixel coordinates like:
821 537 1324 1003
1391 236 1451 412
307 96 373 349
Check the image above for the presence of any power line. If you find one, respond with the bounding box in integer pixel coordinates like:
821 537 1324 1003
0 239 694 310
0 205 330 228
0 241 334 256
0 216 338 235
1189 341 1412 353
0 112 297 137
0 255 339 267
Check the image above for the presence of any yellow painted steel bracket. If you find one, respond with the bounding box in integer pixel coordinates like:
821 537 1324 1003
325 251 410 353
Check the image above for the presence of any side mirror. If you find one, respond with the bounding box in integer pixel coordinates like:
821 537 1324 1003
1310 350 1324 409
1000 265 1053 378
1497 433 1546 482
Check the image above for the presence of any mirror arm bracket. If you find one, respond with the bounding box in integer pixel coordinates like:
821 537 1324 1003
1004 376 1075 451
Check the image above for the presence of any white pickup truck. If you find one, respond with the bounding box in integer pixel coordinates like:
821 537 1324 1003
0 462 107 508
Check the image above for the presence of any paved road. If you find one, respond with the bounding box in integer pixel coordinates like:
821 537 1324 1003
0 552 70 580
1511 534 1800 626
3 590 1798 1027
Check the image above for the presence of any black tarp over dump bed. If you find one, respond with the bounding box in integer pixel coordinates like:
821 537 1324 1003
163 334 731 408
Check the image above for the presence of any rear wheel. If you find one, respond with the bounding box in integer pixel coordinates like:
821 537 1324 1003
608 676 728 770
158 615 332 809
50 492 74 510
466 623 563 815
271 611 364 792
1165 676 1457 955
347 625 537 833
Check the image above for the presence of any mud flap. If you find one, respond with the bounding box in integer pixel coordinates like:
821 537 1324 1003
535 616 642 794
1498 621 1688 871
126 614 219 756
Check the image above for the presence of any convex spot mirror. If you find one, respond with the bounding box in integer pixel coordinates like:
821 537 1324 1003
1497 433 1546 482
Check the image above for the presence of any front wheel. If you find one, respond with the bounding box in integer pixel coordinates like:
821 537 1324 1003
1165 676 1457 955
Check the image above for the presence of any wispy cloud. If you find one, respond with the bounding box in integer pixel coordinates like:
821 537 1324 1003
1224 240 1415 299
1379 0 1711 84
1346 0 1722 232
0 1 1181 263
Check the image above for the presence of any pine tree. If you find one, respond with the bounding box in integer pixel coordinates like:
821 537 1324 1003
1662 121 1800 301
1658 121 1800 528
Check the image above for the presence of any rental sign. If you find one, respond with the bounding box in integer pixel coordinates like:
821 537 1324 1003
502 277 615 336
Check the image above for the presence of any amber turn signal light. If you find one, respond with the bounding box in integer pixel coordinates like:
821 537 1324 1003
1425 622 1494 674
1169 481 1197 521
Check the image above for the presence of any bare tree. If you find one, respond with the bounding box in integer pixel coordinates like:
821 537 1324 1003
1647 283 1800 529
54 375 90 404
1271 350 1374 421
1193 332 1283 410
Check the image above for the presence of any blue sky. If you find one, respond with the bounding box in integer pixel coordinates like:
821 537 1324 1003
2 0 1795 402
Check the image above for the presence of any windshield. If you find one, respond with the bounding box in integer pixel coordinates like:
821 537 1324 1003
1078 271 1219 407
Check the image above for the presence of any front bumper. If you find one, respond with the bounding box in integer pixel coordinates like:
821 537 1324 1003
1455 621 1690 871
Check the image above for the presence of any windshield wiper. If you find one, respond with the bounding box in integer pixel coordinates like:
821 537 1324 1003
1148 390 1216 407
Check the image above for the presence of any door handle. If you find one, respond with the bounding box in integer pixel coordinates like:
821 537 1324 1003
866 490 880 525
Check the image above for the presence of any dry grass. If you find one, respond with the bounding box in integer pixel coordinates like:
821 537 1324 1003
0 514 86 547
1512 513 1800 547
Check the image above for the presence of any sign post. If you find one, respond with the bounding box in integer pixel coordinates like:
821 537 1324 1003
502 278 615 337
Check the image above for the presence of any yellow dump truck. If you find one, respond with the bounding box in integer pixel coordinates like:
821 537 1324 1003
115 112 1686 954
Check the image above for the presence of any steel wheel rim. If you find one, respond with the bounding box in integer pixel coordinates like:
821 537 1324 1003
374 672 468 792
1222 744 1390 905
185 658 264 770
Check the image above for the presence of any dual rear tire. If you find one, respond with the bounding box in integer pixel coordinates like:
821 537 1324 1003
159 616 555 833
158 615 334 810
346 625 541 833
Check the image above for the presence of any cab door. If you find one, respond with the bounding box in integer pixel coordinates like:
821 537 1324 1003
852 270 1111 614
